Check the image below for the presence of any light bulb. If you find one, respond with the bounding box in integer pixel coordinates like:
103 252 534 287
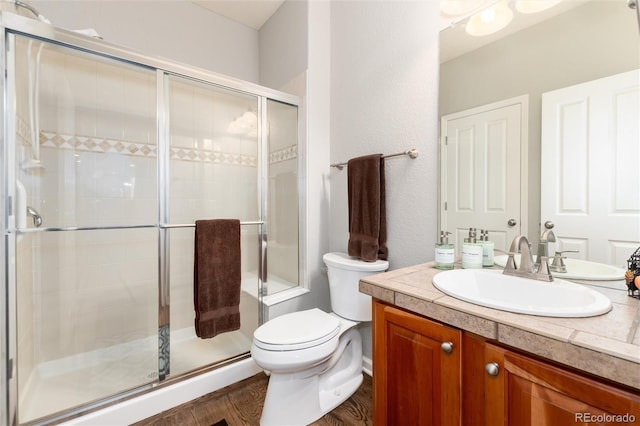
481 8 496 23
465 0 513 36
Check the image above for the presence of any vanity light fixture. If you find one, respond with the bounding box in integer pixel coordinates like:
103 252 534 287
465 0 513 36
515 0 560 14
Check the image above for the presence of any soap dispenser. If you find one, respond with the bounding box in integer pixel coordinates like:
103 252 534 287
435 231 454 270
480 229 495 267
462 228 483 269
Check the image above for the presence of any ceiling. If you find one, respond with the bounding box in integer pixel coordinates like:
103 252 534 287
193 0 285 30
191 0 590 55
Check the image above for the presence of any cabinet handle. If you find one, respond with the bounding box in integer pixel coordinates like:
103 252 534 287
441 341 454 354
485 362 500 376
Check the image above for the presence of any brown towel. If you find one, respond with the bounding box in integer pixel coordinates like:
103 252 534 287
194 219 241 339
347 154 388 262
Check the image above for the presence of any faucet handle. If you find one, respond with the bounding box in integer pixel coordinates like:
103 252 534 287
549 251 576 273
556 250 579 255
504 252 518 272
536 256 554 282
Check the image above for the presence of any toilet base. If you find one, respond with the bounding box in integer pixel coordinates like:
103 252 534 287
319 372 363 417
259 328 363 426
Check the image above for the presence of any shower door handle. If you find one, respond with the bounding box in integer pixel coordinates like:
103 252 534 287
26 206 42 227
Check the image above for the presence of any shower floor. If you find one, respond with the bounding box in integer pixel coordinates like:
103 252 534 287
19 328 253 424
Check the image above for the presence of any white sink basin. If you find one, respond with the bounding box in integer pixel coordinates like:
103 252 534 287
494 255 625 281
432 269 612 317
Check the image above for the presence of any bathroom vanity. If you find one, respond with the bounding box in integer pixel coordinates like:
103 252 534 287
360 263 640 425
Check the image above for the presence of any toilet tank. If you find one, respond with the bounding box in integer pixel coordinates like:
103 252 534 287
323 252 389 321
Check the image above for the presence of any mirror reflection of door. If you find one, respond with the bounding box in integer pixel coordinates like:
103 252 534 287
541 69 640 266
440 95 528 257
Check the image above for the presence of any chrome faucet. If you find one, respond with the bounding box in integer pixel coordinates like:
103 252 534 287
503 235 553 282
535 229 556 268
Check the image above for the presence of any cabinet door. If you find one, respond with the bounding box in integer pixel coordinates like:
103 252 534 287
373 301 461 425
485 343 640 425
463 333 506 426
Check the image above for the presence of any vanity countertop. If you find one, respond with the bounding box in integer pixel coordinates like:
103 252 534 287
359 262 640 390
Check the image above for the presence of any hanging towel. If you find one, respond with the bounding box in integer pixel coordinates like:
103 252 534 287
194 219 241 339
347 154 388 262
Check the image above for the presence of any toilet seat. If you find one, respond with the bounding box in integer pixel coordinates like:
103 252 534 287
253 308 341 351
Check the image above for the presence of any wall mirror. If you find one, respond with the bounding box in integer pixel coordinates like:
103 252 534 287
438 0 640 266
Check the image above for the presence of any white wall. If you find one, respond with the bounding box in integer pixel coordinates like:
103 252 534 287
329 1 439 269
30 1 259 83
260 0 334 320
329 1 440 359
260 0 442 333
259 0 308 89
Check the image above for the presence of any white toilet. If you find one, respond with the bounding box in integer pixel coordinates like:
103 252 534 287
251 252 389 425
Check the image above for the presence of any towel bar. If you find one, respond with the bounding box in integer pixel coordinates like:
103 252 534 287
16 224 157 233
330 148 419 171
15 221 263 233
160 221 263 229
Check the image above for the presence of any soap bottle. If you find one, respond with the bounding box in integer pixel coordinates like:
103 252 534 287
435 231 455 270
480 229 495 267
461 228 483 269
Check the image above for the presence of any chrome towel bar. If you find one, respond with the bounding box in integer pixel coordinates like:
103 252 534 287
15 221 263 233
160 221 263 229
330 148 419 171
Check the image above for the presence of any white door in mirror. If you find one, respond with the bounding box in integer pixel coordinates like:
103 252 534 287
541 69 640 266
440 95 526 257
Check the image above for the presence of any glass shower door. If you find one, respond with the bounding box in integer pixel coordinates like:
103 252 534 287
166 76 261 378
10 34 159 423
266 99 299 295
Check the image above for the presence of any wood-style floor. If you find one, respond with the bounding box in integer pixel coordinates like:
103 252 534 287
133 372 373 426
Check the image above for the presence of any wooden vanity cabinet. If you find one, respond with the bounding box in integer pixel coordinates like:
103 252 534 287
482 342 640 425
373 300 640 425
372 300 462 425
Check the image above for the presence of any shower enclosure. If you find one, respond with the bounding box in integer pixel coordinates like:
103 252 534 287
1 13 301 425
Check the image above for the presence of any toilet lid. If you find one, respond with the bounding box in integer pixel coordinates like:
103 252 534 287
323 252 389 272
253 309 341 351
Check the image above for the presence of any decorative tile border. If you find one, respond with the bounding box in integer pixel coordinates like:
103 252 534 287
270 145 298 164
170 147 257 167
40 131 158 157
17 116 295 167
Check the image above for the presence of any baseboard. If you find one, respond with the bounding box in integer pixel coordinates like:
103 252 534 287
362 356 372 377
